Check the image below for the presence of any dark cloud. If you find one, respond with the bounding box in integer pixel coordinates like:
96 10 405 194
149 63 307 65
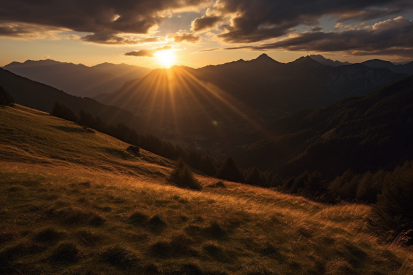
0 0 212 44
81 32 161 44
168 32 200 43
192 0 413 43
0 23 64 38
192 15 222 32
124 46 172 57
226 17 413 58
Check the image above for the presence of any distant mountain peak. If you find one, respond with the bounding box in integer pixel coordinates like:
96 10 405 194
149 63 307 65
309 55 351 67
251 53 281 66
256 53 275 61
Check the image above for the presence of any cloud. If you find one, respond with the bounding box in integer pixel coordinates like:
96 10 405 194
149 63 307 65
168 32 200 43
81 32 161 45
225 17 413 58
0 0 212 44
124 46 172 57
192 15 222 32
43 55 50 59
0 22 65 38
191 0 413 43
199 48 221 52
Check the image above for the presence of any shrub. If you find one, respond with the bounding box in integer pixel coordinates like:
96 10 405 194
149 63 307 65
149 234 198 258
167 158 202 190
0 86 14 106
99 245 139 268
147 215 167 233
127 146 141 156
128 211 149 226
50 242 80 263
34 227 65 243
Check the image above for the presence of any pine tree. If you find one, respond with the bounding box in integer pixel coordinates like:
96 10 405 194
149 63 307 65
215 157 244 183
0 86 14 106
372 162 413 240
78 109 94 127
50 102 78 122
305 171 323 194
245 166 264 186
356 171 375 202
200 156 217 176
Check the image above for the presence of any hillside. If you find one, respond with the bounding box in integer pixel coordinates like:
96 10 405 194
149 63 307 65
240 75 413 179
95 54 406 154
0 68 142 130
3 60 151 97
1 105 412 274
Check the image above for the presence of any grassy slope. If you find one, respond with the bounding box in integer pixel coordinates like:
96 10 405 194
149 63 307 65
0 105 412 275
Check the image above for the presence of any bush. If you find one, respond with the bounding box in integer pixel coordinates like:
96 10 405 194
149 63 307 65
127 146 141 156
99 245 139 268
50 242 80 263
0 86 14 106
34 227 65 243
128 211 149 225
167 158 202 190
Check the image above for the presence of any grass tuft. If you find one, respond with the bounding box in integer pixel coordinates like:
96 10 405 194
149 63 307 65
204 222 227 239
75 229 102 246
150 234 198 258
50 242 80 263
99 245 139 268
128 211 149 225
147 215 167 233
33 227 65 243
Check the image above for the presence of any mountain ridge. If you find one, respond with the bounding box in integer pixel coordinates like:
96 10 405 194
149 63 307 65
3 59 152 97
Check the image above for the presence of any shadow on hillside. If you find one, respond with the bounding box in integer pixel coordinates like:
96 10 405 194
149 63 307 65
51 125 90 133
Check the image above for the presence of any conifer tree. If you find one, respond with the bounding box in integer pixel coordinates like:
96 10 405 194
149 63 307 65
0 86 14 106
372 162 413 239
200 156 217 176
245 166 264 186
78 109 94 127
50 102 78 122
215 156 244 183
305 171 323 194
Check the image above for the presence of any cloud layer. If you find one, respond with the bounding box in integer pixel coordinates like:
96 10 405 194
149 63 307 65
124 46 172 57
0 0 211 44
224 17 413 58
192 0 413 43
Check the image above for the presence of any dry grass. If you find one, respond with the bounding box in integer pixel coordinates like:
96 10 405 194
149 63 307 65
0 105 412 274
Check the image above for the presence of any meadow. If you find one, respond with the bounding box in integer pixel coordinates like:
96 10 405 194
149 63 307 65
1 105 412 274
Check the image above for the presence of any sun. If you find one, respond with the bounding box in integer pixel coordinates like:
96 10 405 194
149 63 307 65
155 50 175 68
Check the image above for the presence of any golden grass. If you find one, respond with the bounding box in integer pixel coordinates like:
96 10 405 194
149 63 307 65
1 105 412 274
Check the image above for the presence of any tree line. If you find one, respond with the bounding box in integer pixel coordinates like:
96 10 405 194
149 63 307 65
51 102 217 176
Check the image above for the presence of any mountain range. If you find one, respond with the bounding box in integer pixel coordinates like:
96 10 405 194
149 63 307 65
95 54 408 154
239 74 413 180
0 68 141 129
3 60 151 97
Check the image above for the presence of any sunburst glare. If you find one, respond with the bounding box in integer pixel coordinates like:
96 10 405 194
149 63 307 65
156 50 175 68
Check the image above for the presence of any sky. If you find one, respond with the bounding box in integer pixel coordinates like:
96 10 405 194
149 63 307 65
1 0 413 69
